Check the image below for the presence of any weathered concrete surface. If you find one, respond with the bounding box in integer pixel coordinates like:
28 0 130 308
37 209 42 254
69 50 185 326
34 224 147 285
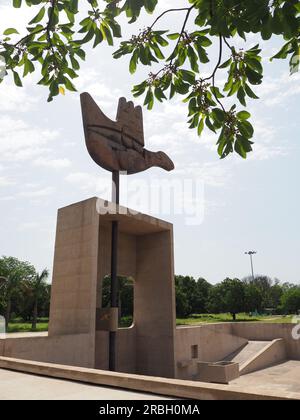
231 322 300 360
48 197 176 377
197 361 239 384
0 357 297 400
0 368 171 400
175 324 248 379
1 322 299 381
2 198 298 382
239 339 287 375
0 333 94 368
230 360 300 397
225 341 270 365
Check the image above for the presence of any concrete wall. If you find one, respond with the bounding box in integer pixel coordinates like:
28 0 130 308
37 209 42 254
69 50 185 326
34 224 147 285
240 339 287 375
47 197 176 377
48 198 99 345
231 323 300 360
95 327 136 373
0 334 94 368
135 229 176 378
175 323 300 380
1 356 294 400
3 199 300 380
175 325 248 379
1 322 300 379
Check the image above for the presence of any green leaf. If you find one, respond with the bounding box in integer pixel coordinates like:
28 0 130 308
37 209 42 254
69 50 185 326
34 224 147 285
154 87 166 102
187 46 199 72
238 120 254 138
234 138 247 158
144 88 154 110
210 86 224 99
245 66 263 85
244 83 259 99
3 28 19 36
237 111 251 120
211 108 225 124
237 87 246 106
29 7 45 25
13 0 22 8
205 116 216 133
13 71 22 87
245 56 263 74
194 43 209 64
64 77 77 92
144 0 158 13
129 50 138 74
167 33 180 40
180 69 195 84
197 117 204 136
219 58 232 69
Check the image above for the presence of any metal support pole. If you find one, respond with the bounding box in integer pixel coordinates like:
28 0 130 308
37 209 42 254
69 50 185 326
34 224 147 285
245 251 257 282
109 171 119 371
250 253 254 281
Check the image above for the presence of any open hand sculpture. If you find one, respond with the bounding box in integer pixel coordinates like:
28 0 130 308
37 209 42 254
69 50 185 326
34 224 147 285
80 92 174 175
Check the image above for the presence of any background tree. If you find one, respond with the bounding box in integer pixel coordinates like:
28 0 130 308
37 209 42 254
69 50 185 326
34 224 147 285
102 275 134 323
175 275 197 316
193 278 212 313
208 277 245 320
244 282 263 313
268 279 284 311
0 0 299 158
0 256 36 328
243 275 273 309
30 268 49 330
175 287 192 318
280 287 300 314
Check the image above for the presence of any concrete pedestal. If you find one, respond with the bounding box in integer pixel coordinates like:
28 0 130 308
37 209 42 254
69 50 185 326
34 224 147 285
48 197 176 377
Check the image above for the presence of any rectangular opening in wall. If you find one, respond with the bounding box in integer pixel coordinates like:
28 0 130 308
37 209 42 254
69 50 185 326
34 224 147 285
191 344 198 359
102 275 134 328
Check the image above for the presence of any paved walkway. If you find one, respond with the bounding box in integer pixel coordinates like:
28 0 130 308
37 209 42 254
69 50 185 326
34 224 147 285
229 360 300 398
0 369 171 400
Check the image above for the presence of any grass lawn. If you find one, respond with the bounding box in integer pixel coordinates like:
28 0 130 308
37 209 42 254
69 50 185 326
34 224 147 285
7 318 49 333
176 313 294 326
5 313 295 333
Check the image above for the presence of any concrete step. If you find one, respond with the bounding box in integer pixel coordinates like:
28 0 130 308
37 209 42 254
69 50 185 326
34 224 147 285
224 339 287 376
225 341 271 365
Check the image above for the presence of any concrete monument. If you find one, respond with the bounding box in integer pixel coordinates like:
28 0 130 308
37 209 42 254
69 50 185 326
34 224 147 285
79 93 175 372
1 95 299 400
80 93 174 174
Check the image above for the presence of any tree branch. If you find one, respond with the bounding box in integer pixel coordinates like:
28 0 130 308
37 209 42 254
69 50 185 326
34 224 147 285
203 35 226 112
170 6 194 65
150 7 194 29
46 1 60 70
223 36 233 51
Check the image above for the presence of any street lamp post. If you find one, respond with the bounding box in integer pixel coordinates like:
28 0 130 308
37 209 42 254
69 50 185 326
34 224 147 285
245 251 257 281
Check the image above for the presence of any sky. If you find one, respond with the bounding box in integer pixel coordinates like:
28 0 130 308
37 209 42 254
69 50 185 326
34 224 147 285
0 1 299 285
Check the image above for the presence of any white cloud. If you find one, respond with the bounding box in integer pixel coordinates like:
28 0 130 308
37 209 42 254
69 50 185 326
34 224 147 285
33 157 71 169
0 176 15 187
0 115 59 163
18 221 40 231
0 82 38 112
246 116 288 161
19 187 55 198
259 72 300 106
178 162 231 188
65 171 111 196
0 195 16 201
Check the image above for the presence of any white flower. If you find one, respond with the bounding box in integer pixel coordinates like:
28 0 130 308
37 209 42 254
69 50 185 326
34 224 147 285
0 55 6 80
